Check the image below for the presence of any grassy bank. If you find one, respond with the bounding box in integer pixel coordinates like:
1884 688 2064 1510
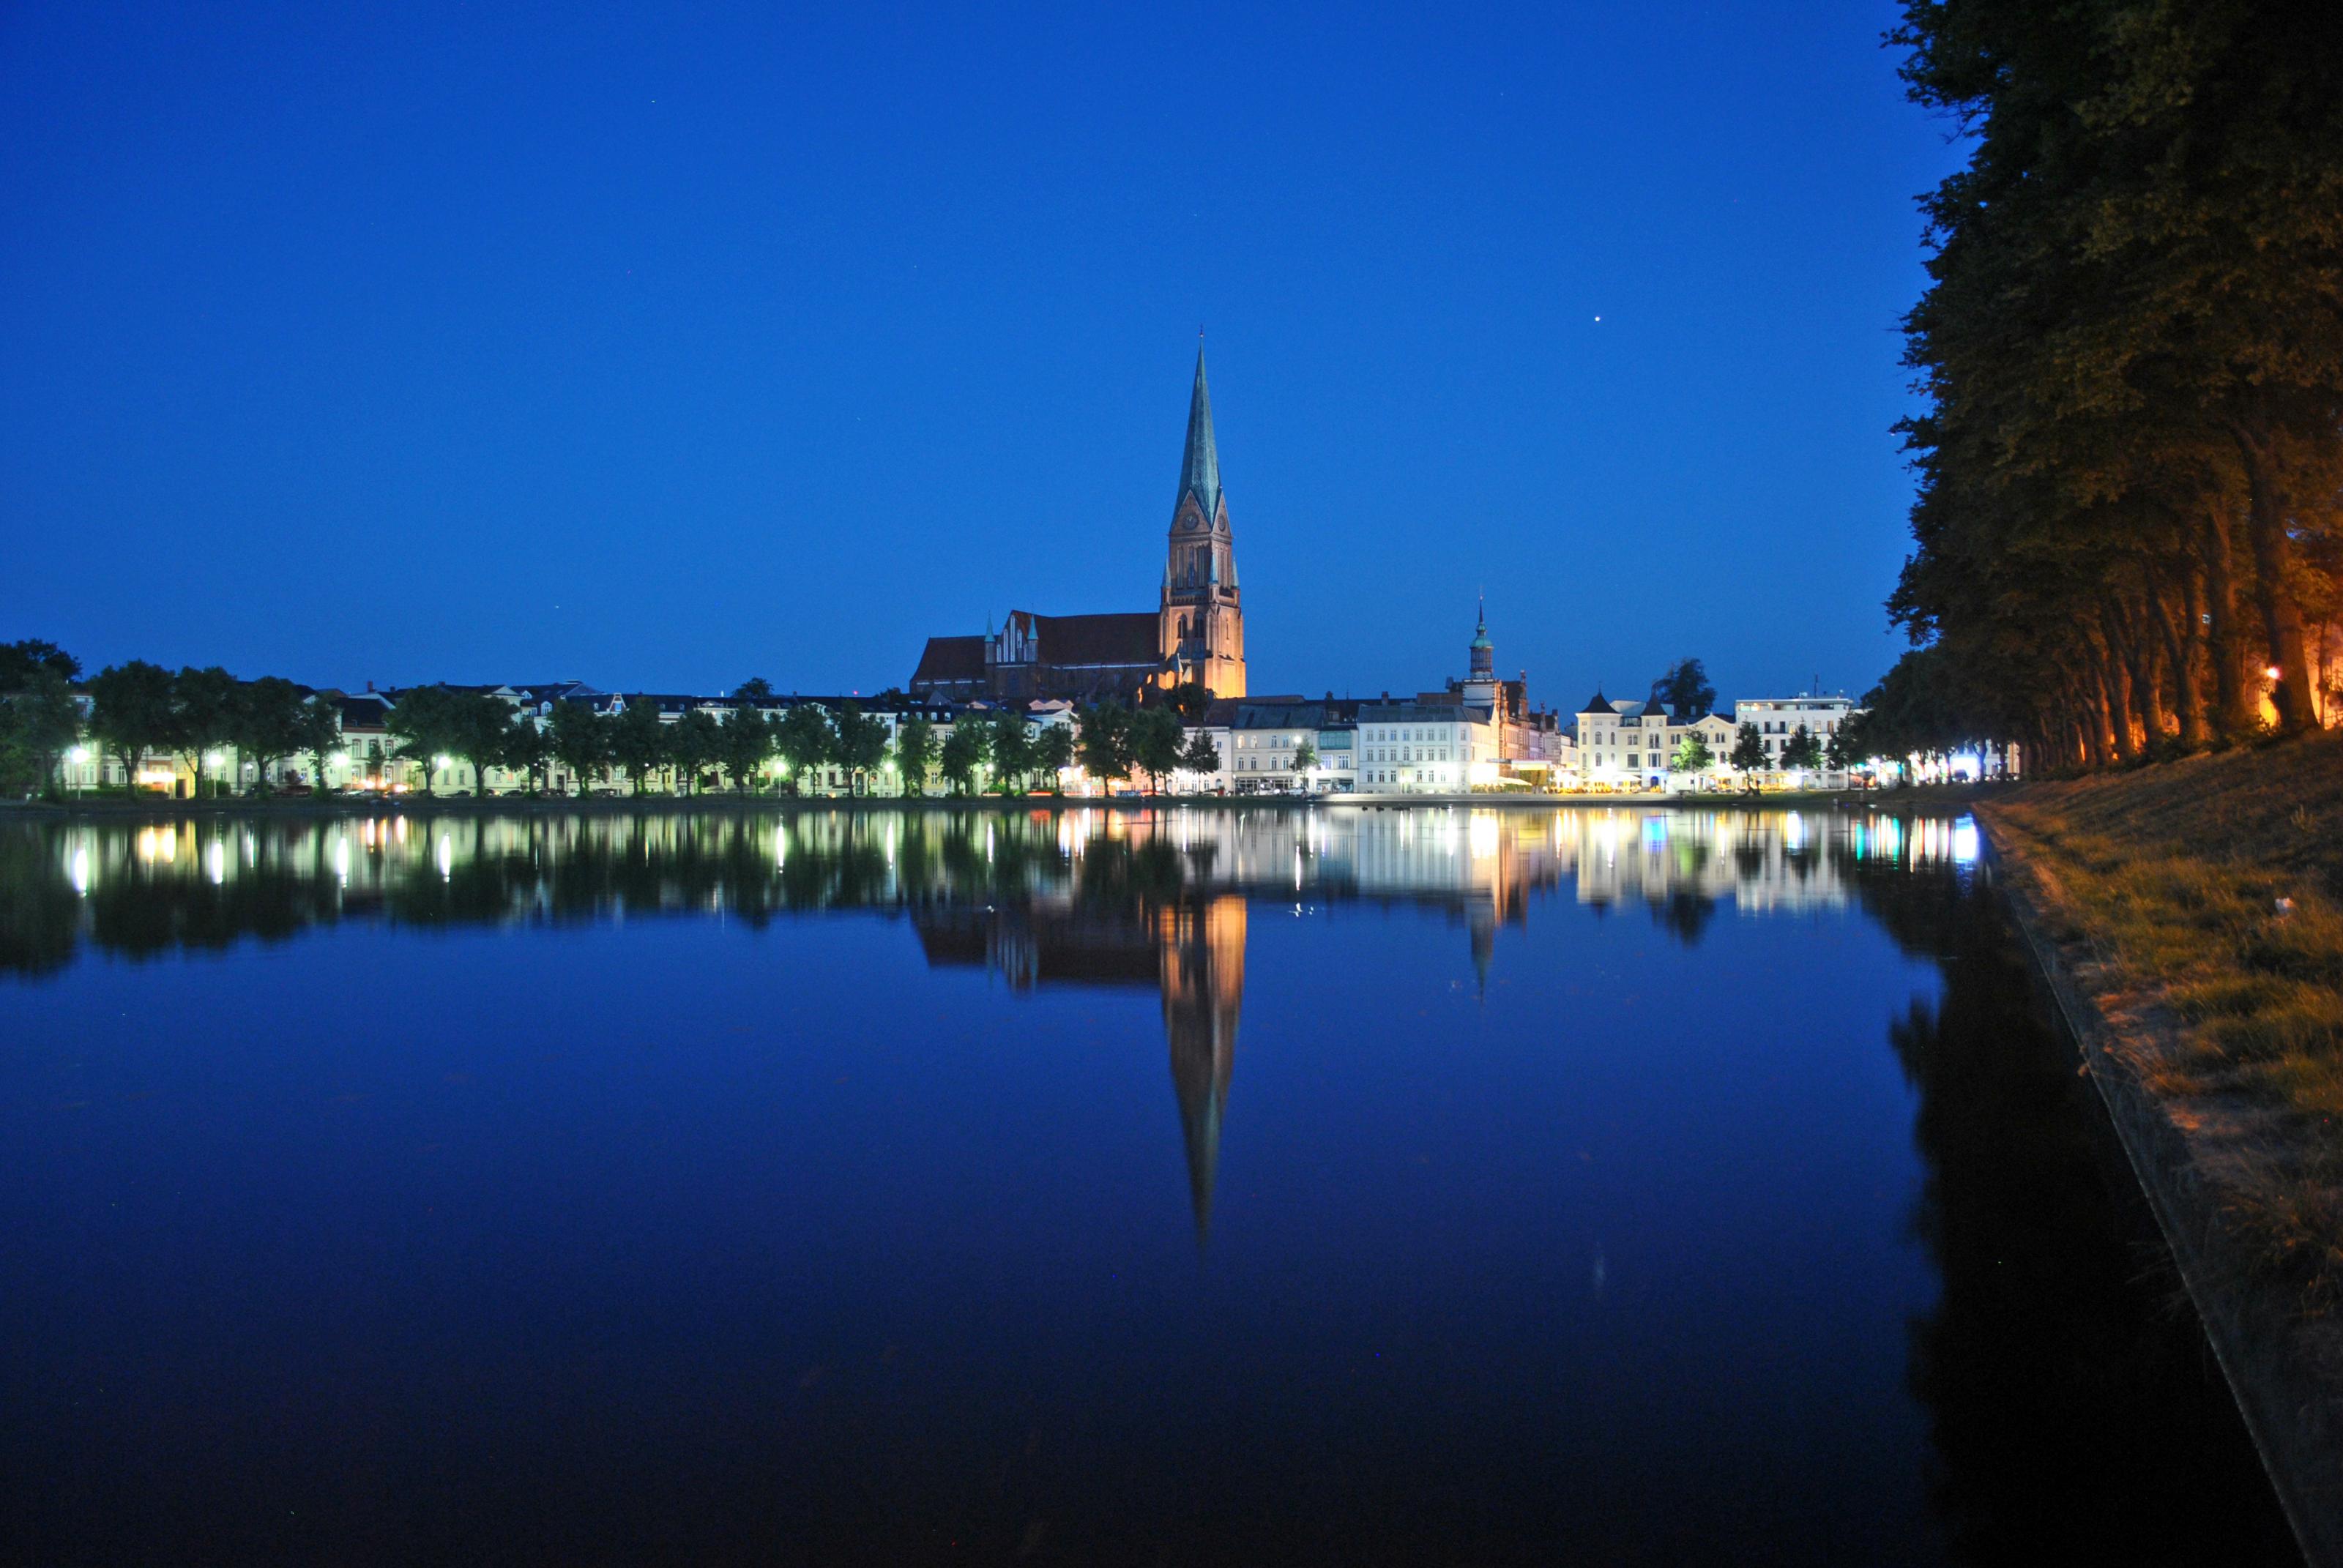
1981 731 2343 1310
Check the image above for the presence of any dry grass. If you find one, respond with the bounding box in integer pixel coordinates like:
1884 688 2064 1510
1984 730 2343 1311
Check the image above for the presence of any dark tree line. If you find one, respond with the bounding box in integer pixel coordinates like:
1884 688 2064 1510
392 687 902 799
26 652 346 800
0 641 84 797
1877 0 2343 769
10 647 1237 802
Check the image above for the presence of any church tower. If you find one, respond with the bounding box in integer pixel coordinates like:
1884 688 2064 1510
1459 598 1502 711
1158 344 1246 698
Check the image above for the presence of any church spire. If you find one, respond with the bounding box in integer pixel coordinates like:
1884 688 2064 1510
1176 340 1221 522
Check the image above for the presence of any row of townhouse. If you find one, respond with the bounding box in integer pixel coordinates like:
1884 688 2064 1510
35 608 1897 802
1226 609 1577 798
1206 699 1357 794
1573 692 1861 791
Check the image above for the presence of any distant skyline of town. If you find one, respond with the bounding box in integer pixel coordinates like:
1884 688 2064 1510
0 3 1955 703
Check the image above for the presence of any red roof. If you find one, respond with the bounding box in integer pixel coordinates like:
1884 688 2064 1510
911 635 985 684
1027 612 1160 668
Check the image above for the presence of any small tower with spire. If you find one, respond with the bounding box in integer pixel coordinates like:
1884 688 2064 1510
1158 340 1246 698
1460 598 1500 709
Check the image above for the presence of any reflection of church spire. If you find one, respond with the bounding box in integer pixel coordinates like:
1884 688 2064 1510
1470 900 1495 1001
1160 895 1245 1250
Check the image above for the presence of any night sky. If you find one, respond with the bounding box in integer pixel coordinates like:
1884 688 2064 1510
1 2 1957 706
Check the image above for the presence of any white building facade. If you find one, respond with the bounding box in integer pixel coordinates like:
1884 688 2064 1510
1355 701 1500 795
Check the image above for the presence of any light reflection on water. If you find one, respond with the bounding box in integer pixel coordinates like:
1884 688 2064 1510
33 802 1978 923
0 804 2287 1566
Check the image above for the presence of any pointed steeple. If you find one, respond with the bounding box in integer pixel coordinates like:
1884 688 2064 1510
1176 340 1221 523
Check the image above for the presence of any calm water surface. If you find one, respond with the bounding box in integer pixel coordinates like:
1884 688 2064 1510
0 805 2296 1565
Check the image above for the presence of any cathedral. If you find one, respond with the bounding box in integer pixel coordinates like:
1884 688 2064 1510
907 345 1248 703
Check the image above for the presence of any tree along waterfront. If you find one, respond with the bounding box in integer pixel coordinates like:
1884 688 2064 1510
0 641 1230 803
1863 0 2343 769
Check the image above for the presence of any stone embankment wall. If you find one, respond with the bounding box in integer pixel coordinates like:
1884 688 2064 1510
1985 818 2343 1568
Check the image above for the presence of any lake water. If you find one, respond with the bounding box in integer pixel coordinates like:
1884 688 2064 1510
0 804 2298 1565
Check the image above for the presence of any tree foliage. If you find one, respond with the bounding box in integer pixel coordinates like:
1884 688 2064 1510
939 720 987 796
775 704 835 796
88 661 175 789
1076 704 1132 786
1880 0 2343 769
292 695 343 796
1034 723 1074 791
669 708 723 794
717 708 775 794
387 686 463 796
611 699 670 795
231 676 308 791
832 703 891 793
448 692 518 793
550 700 611 796
1129 708 1183 791
1179 727 1221 783
986 712 1035 794
0 646 81 799
168 666 239 796
893 716 937 796
1649 659 1716 722
1165 682 1214 721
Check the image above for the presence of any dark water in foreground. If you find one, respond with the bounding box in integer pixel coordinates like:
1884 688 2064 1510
0 805 2296 1565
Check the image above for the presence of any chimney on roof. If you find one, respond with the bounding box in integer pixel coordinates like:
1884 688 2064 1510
365 680 373 692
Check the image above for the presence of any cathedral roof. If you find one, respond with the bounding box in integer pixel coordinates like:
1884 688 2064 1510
911 635 985 684
1028 612 1162 669
1175 343 1221 524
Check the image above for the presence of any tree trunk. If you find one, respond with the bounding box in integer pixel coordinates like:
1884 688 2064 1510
2203 507 2258 739
2150 561 2208 747
2098 644 2135 763
2232 425 2317 733
2135 616 2171 746
2109 597 2167 748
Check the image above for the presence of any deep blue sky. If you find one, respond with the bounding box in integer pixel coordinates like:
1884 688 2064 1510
0 1 1953 705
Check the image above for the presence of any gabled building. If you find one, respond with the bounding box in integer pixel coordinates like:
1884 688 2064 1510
1574 690 1860 790
1573 693 1736 789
